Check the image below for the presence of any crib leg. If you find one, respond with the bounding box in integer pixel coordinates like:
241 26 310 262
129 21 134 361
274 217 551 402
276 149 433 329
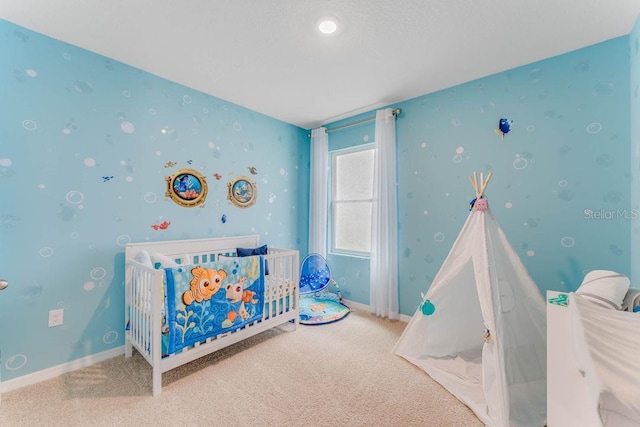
152 369 162 396
125 338 133 358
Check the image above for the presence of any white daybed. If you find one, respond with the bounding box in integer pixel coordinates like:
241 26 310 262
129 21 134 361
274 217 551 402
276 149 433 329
547 290 640 426
124 235 299 396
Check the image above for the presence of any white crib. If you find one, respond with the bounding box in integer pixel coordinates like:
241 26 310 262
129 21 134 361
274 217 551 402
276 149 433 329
124 235 299 396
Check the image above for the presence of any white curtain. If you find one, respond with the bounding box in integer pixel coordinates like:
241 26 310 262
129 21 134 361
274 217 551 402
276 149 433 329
370 108 399 319
308 127 329 258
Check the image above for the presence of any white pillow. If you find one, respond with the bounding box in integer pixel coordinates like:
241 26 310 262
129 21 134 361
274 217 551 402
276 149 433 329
576 270 630 310
133 250 153 268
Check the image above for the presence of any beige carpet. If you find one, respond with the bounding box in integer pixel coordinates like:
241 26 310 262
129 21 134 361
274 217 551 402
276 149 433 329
0 309 482 427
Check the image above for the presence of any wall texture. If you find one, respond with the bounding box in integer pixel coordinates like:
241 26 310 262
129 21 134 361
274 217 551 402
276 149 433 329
327 36 632 315
0 20 309 382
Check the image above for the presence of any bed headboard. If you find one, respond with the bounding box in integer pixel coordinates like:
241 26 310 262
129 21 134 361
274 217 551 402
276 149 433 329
125 235 260 265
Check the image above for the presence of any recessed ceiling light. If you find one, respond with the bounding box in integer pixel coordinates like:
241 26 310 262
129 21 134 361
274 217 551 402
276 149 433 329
318 18 338 35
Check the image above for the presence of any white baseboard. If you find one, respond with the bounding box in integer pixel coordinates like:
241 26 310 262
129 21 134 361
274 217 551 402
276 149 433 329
342 299 412 323
341 298 370 313
0 346 125 393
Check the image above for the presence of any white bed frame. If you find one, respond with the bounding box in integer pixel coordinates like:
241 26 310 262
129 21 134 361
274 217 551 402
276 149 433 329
547 290 639 426
124 235 299 396
547 290 601 426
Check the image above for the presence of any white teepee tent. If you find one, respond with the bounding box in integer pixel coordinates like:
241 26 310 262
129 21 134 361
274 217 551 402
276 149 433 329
393 172 547 427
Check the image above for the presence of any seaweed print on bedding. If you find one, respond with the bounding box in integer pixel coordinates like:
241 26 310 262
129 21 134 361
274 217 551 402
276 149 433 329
178 267 229 342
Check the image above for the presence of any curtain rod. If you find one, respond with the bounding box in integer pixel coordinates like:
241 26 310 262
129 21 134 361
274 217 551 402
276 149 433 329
308 107 402 137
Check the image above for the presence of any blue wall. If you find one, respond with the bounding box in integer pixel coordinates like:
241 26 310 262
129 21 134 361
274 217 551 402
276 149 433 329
0 20 309 382
327 36 632 315
631 17 640 285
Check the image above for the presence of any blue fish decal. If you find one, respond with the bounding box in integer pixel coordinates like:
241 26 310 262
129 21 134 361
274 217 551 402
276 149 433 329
221 214 227 224
495 118 513 139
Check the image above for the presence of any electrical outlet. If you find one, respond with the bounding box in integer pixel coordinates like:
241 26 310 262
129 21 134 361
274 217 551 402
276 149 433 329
48 309 64 327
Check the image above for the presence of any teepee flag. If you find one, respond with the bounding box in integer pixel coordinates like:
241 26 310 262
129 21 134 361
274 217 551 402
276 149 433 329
393 172 547 427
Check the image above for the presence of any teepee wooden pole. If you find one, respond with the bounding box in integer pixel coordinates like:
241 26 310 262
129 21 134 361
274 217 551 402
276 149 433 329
469 171 493 198
468 175 477 192
479 171 493 197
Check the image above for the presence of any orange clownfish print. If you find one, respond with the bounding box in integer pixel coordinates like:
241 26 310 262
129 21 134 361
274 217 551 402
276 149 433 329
182 266 227 306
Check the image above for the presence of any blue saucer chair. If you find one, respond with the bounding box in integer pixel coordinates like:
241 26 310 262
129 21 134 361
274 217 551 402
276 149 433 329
299 253 350 325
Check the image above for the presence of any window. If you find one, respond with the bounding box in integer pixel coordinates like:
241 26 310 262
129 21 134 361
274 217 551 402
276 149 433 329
331 145 374 256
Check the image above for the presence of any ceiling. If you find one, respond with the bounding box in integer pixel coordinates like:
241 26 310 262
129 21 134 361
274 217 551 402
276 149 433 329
2 0 640 129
